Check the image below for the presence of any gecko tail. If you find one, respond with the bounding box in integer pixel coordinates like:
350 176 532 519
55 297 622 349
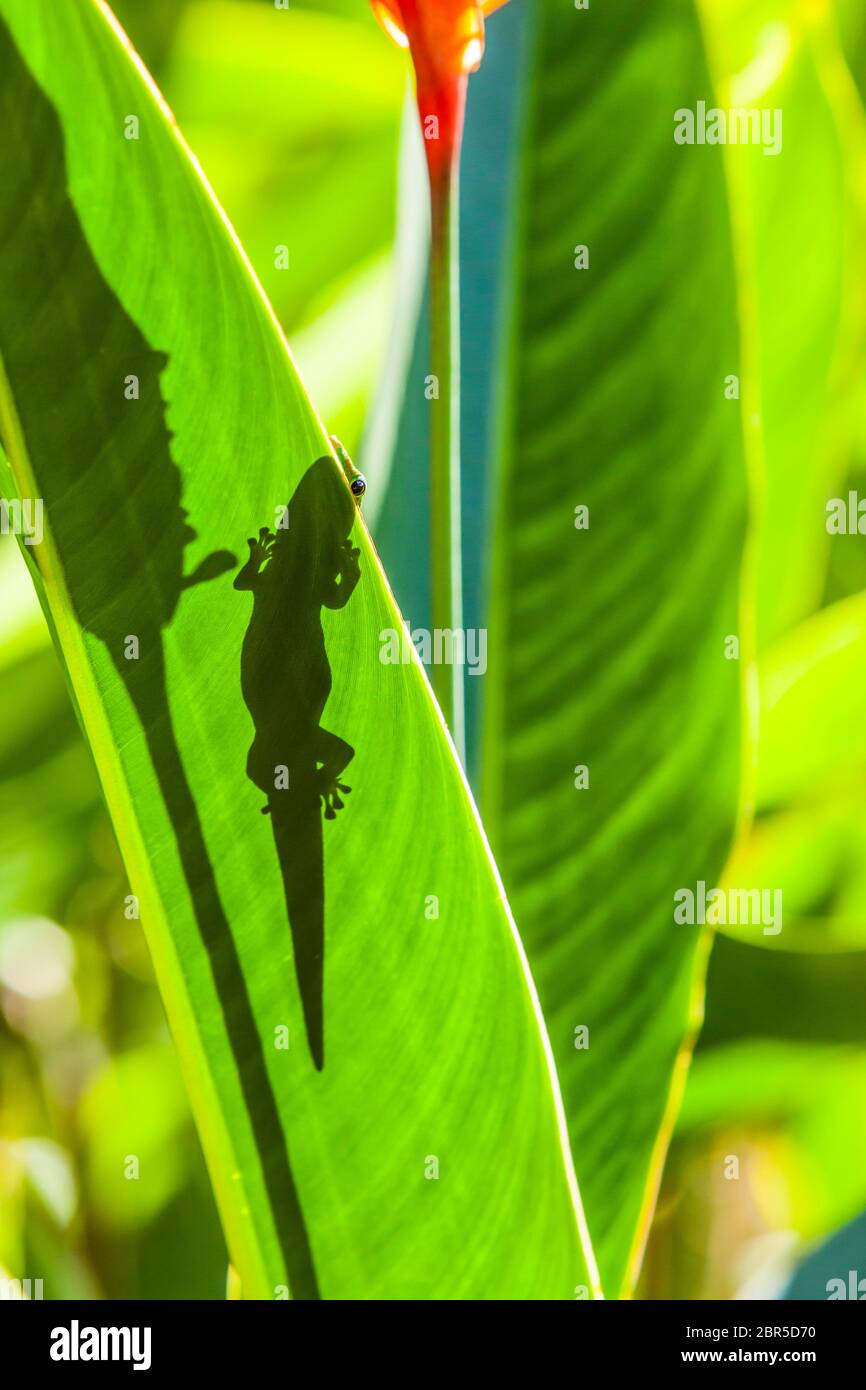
269 802 326 1072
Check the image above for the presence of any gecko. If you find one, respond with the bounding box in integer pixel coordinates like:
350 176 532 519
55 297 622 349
234 438 366 1069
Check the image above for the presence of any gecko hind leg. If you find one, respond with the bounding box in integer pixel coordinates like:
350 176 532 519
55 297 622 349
316 728 355 818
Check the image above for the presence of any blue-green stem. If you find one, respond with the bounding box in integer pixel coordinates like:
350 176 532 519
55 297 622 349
429 156 465 762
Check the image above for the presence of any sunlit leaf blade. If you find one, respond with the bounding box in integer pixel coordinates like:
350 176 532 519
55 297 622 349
368 0 748 1294
0 0 597 1298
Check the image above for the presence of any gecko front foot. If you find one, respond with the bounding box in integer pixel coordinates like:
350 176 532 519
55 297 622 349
319 775 351 820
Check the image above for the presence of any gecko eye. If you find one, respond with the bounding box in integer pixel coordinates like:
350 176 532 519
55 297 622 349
350 474 367 499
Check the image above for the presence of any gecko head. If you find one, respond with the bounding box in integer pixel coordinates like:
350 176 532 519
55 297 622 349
287 454 361 553
330 435 366 509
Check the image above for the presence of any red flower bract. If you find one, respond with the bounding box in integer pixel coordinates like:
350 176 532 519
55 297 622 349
371 0 509 185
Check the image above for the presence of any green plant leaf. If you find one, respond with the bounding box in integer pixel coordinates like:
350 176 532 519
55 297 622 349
0 0 597 1299
480 0 750 1298
707 594 866 955
700 0 866 649
701 935 866 1049
368 0 749 1295
758 594 866 810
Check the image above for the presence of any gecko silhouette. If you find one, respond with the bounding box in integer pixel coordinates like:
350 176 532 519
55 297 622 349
0 17 320 1297
235 454 363 1071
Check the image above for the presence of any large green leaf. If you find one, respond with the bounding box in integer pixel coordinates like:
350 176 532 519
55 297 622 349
0 0 597 1298
368 0 748 1295
480 0 749 1298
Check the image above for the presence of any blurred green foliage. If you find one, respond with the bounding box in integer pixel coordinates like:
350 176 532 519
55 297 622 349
642 0 866 1300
